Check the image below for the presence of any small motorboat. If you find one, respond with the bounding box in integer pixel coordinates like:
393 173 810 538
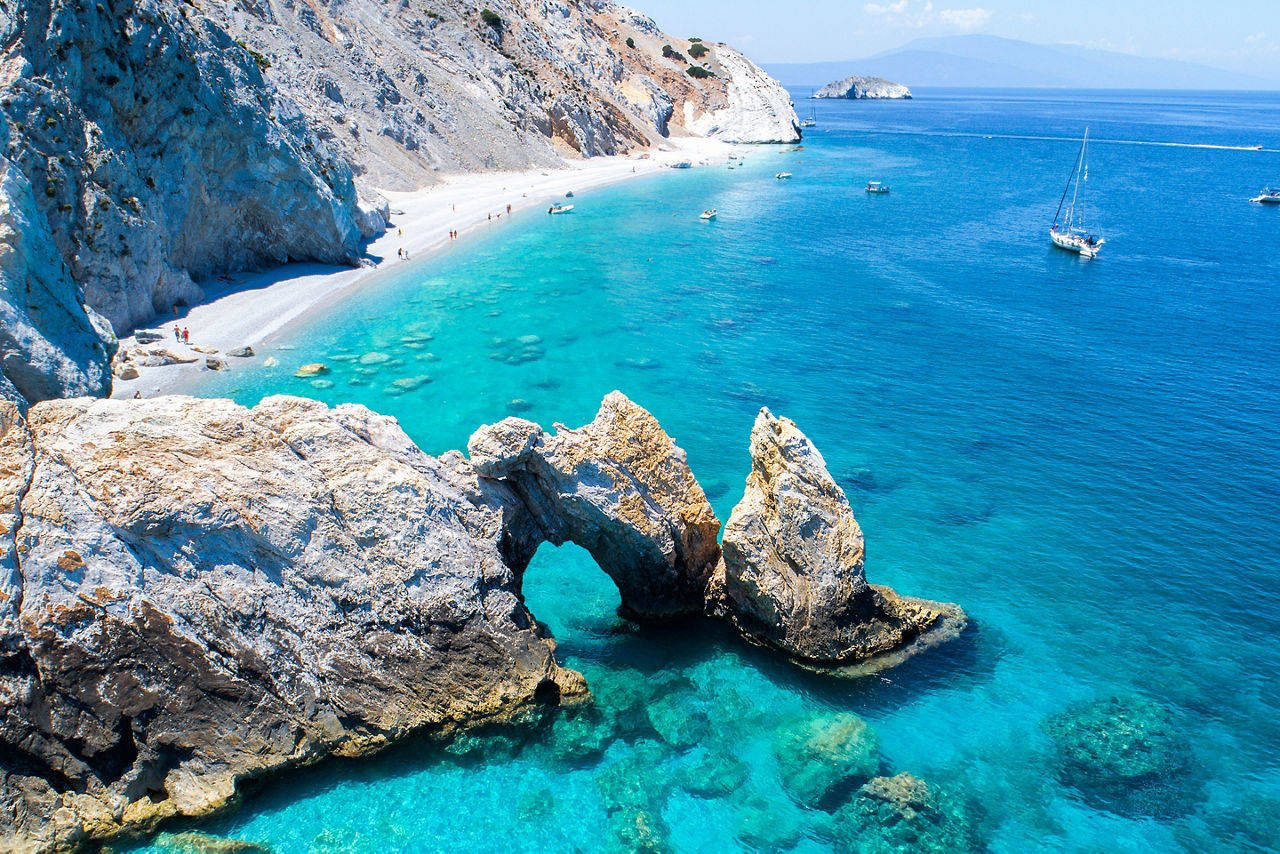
547 203 574 214
699 209 717 220
1250 187 1280 203
775 172 792 179
865 181 890 194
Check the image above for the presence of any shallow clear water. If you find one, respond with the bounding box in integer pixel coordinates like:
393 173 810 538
139 90 1280 852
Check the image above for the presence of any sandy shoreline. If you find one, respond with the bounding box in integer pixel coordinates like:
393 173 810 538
111 137 735 399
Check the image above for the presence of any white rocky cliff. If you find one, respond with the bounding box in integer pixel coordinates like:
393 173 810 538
0 392 958 851
814 75 912 99
0 0 798 410
0 156 114 409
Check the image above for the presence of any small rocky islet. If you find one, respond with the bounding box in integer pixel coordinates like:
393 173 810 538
0 390 966 850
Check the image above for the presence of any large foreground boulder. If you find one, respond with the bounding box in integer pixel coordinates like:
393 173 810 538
708 408 964 668
0 395 584 851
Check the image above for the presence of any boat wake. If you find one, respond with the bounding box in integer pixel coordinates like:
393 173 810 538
864 129 1273 152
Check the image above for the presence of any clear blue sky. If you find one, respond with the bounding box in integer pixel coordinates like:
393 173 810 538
632 0 1280 78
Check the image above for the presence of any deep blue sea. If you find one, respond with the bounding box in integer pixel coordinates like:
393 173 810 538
138 89 1280 852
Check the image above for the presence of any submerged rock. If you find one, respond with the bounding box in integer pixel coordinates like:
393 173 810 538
1042 695 1199 817
468 391 722 619
828 772 977 853
678 749 750 798
153 831 272 853
773 710 881 809
294 363 329 377
708 408 965 668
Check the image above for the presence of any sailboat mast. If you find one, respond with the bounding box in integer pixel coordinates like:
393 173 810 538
1068 127 1088 230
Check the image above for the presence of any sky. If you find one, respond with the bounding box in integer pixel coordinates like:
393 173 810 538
631 0 1280 79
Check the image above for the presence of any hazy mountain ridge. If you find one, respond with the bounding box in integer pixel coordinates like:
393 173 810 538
765 35 1278 90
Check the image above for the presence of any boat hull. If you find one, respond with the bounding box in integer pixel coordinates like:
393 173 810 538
1050 228 1101 257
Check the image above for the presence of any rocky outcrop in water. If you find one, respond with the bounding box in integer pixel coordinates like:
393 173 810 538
708 408 963 667
814 75 912 100
468 390 722 619
0 392 959 850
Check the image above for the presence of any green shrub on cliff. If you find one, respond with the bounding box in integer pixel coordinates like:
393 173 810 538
686 65 711 79
688 42 708 59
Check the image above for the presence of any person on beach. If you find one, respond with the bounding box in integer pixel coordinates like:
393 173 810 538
506 204 511 214
182 328 189 344
173 325 180 341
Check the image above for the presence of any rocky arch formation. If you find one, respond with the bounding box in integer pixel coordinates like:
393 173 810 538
0 390 961 850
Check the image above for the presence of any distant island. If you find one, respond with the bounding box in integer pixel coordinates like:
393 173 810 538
814 75 911 100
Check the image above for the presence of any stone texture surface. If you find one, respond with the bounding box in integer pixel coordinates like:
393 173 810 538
709 407 965 666
0 157 115 409
468 390 722 619
0 395 584 851
814 75 912 100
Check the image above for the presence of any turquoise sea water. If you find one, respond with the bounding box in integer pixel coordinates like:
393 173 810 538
139 90 1280 852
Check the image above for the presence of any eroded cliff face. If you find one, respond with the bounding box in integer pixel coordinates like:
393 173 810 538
0 155 115 410
0 391 958 851
201 0 799 189
0 0 374 342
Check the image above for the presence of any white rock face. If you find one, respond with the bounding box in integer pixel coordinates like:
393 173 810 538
0 0 371 338
814 75 913 100
0 156 114 408
684 46 801 143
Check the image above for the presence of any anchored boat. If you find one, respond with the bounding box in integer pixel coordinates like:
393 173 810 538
865 181 890 194
547 203 574 214
1050 127 1104 258
699 209 717 221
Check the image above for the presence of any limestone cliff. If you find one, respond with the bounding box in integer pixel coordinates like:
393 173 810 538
0 0 373 343
0 155 115 409
814 75 912 100
0 392 957 851
0 0 797 408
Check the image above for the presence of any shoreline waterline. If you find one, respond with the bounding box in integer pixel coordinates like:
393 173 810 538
110 137 737 399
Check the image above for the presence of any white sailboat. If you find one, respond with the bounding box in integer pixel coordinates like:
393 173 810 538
1050 127 1104 258
800 93 817 128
